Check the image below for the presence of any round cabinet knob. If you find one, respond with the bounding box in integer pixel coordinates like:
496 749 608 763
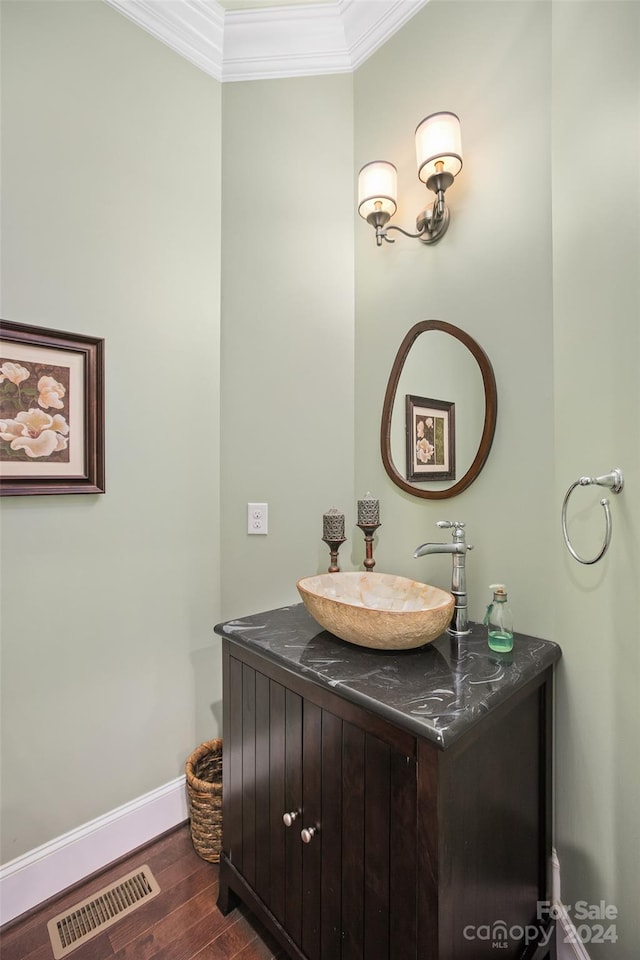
301 826 317 844
282 811 299 827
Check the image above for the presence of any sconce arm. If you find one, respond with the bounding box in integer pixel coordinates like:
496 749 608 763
378 199 449 245
365 178 452 246
385 224 425 240
381 193 450 246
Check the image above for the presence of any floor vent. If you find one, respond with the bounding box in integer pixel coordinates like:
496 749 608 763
47 865 160 958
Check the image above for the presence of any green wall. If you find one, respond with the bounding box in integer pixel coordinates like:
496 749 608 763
0 0 222 860
219 75 355 620
552 3 640 954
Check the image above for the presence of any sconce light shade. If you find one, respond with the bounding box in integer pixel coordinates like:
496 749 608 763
357 161 398 221
415 111 463 183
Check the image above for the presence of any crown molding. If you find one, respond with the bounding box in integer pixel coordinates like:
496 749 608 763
104 0 429 82
222 2 350 81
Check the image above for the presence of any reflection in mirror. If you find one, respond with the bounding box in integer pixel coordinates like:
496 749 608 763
381 321 497 500
390 332 485 488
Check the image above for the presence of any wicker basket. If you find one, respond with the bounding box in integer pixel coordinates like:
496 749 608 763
185 738 223 863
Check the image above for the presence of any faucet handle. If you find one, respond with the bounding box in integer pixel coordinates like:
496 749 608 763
437 520 472 548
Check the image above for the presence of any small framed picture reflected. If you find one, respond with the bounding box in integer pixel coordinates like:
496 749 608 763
405 394 455 482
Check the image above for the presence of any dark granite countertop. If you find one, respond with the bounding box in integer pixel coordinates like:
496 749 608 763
215 603 561 749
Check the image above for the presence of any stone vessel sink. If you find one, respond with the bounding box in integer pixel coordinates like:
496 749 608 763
296 572 454 650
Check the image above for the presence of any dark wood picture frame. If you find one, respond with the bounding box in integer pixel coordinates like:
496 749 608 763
0 319 105 496
405 394 455 482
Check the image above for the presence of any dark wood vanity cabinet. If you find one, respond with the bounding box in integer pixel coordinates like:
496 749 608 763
220 652 418 960
215 609 560 960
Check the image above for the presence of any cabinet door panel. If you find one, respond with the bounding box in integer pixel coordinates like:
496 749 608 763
389 750 418 960
320 710 343 960
341 724 418 960
254 670 271 905
341 722 365 960
269 679 286 926
363 734 391 960
242 663 257 888
285 689 303 947
302 701 322 960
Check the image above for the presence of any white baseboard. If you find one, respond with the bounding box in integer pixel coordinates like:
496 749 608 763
0 776 188 927
557 912 592 960
552 848 592 960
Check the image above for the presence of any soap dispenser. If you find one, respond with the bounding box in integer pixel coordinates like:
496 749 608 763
484 584 514 653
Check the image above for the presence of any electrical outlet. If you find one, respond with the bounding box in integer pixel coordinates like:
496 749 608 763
248 502 268 535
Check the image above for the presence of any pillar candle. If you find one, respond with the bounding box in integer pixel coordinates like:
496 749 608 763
323 508 345 541
357 492 380 526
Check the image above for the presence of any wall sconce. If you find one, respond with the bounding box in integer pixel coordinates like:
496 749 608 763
358 111 463 246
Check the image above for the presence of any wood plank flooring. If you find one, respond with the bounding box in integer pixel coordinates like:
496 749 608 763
0 824 286 960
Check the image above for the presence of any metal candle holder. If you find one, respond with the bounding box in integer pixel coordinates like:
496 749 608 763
322 508 346 572
322 535 347 573
356 521 381 571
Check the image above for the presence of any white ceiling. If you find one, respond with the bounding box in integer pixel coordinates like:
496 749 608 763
103 0 429 82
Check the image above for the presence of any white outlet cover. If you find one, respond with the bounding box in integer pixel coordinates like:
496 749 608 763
247 502 268 535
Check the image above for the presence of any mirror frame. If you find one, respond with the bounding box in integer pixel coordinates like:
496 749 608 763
380 320 498 500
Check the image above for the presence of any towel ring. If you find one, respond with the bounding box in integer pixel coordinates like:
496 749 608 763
561 468 624 565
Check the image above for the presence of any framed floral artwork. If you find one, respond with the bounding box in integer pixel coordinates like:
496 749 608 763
0 320 105 496
405 394 455 482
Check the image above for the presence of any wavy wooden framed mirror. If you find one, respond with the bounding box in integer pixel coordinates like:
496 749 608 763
381 320 498 500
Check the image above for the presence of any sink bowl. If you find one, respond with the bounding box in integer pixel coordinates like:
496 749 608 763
296 572 454 651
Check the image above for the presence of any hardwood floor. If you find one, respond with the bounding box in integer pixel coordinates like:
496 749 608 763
0 825 286 960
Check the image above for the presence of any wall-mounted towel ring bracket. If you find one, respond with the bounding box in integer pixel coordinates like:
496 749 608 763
561 468 624 565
